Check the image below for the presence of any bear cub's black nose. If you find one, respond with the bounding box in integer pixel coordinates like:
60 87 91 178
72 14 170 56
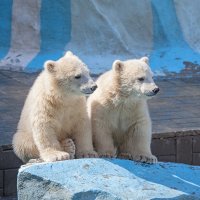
152 87 160 94
91 84 98 91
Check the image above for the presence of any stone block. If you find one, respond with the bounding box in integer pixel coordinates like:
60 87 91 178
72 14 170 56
0 188 3 196
18 159 200 200
0 150 23 170
193 136 200 153
0 170 3 189
158 155 176 162
193 153 200 166
4 169 18 196
151 138 175 156
177 136 192 164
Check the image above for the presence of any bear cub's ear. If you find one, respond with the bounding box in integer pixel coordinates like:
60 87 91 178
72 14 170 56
44 60 56 73
65 51 74 57
113 60 124 72
140 57 149 64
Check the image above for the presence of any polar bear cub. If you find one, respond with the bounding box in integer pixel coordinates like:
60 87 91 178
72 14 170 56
87 57 159 163
13 51 98 162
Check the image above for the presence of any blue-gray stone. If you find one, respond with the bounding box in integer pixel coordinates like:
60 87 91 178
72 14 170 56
18 159 200 200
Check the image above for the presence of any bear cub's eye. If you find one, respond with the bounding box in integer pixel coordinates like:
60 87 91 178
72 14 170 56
138 77 145 81
75 74 81 79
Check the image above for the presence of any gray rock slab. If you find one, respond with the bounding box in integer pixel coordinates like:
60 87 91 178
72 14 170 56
18 158 200 200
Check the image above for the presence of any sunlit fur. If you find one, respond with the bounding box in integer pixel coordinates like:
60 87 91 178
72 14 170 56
87 57 158 163
13 52 97 163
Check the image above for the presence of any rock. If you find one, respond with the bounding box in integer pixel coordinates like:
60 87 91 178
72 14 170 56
18 159 200 200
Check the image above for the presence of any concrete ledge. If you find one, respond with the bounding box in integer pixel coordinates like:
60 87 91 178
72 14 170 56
151 133 200 165
0 146 22 197
18 159 200 200
152 129 200 139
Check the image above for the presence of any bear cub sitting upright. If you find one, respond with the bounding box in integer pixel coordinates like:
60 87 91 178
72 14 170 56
13 51 98 162
87 57 159 163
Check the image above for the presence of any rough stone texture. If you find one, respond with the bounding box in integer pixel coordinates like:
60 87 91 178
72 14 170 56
177 136 193 164
4 169 18 197
18 159 200 200
151 135 200 165
0 171 3 190
158 155 176 163
0 189 3 197
0 150 23 170
0 147 22 197
193 136 200 153
0 197 17 200
193 153 200 166
151 138 176 156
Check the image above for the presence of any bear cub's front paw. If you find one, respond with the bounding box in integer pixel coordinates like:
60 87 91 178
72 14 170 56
118 153 132 160
132 154 157 164
41 150 70 162
99 152 116 158
76 150 98 158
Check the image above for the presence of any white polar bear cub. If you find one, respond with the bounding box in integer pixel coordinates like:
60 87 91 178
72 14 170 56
87 57 159 163
13 51 98 163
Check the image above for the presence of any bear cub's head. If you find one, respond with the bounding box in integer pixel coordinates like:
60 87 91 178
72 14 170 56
44 51 97 95
112 57 159 99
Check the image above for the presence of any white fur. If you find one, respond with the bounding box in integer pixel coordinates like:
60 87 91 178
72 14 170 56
13 52 97 162
87 57 158 163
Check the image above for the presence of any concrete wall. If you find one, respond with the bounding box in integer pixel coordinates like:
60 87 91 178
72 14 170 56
0 0 200 75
